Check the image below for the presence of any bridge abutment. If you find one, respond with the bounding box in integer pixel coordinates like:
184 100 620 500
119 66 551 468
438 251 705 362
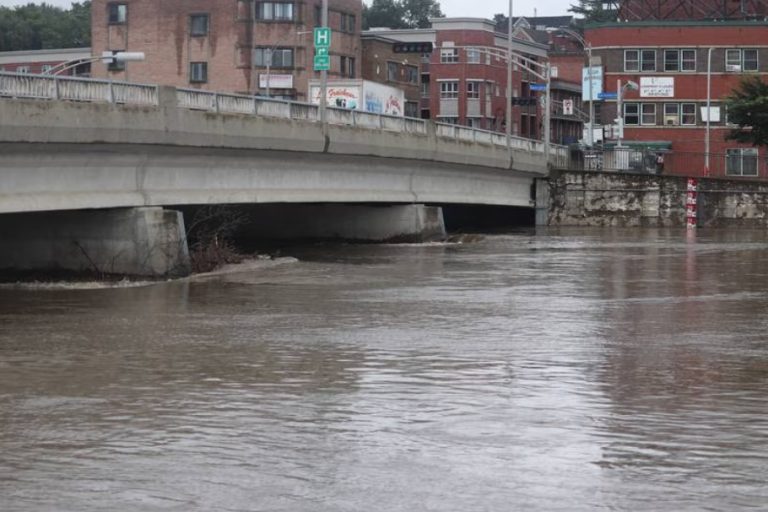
241 204 446 243
0 207 191 278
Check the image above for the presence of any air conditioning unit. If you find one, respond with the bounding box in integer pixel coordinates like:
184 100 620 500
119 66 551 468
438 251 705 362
664 115 679 126
726 64 742 72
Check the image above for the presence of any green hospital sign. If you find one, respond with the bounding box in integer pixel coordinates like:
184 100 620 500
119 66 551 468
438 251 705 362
314 27 331 48
313 27 332 71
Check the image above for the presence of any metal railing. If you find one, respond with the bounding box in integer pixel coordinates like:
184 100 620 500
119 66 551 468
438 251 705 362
0 71 566 165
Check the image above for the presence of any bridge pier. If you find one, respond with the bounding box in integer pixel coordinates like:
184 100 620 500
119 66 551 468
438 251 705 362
0 207 191 279
240 204 446 243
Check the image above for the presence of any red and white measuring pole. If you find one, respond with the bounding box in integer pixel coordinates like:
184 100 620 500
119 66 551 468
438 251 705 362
686 178 698 229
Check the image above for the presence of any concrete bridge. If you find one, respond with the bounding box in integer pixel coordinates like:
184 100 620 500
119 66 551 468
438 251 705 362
0 72 567 277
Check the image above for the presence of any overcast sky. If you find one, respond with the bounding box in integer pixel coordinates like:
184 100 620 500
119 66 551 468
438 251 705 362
3 0 576 18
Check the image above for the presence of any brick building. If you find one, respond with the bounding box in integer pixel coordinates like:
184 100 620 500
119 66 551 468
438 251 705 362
0 48 92 76
91 0 362 100
361 31 424 118
586 18 768 177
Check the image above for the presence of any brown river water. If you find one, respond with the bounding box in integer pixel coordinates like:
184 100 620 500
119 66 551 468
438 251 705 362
1 228 767 511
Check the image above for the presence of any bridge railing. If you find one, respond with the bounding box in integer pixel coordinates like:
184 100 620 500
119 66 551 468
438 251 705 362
1 71 566 166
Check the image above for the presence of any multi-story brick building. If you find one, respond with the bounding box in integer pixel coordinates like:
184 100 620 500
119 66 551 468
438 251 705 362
361 31 424 118
0 48 92 76
91 0 362 100
587 15 768 177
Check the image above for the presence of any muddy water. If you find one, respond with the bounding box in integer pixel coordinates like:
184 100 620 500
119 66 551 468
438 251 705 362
1 228 768 511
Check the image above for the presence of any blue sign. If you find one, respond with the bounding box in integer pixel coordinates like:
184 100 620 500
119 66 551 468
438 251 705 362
598 92 618 100
529 83 547 92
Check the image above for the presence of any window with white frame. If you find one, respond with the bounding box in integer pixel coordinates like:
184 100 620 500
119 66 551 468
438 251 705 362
421 81 430 98
681 103 696 125
254 48 294 67
726 49 758 72
441 48 459 64
625 49 656 72
466 81 480 99
624 103 639 125
726 148 758 176
663 102 697 125
257 2 294 21
664 49 696 72
189 62 208 83
641 103 656 125
466 48 481 64
440 81 459 99
663 103 680 125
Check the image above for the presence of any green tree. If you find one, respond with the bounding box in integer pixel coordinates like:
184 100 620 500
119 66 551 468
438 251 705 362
0 2 91 52
363 0 444 30
569 0 617 23
725 76 768 148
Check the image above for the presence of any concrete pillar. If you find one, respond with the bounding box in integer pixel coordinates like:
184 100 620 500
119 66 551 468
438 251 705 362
534 178 551 226
0 207 191 278
243 204 446 243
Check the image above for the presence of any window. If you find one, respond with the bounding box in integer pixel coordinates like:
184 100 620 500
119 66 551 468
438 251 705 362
387 62 398 82
625 49 656 72
440 117 459 125
466 48 481 64
340 56 355 78
624 103 640 125
257 2 294 21
107 3 127 24
664 49 696 72
641 103 656 125
190 14 209 36
405 65 418 84
405 101 419 118
16 65 30 74
340 13 355 33
664 103 680 125
466 81 480 99
681 103 696 125
441 48 458 64
189 62 208 83
726 49 758 72
254 48 294 68
726 148 758 176
440 81 459 99
421 81 430 98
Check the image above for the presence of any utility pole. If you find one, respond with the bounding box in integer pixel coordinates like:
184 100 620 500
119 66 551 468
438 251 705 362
506 0 513 156
320 0 329 131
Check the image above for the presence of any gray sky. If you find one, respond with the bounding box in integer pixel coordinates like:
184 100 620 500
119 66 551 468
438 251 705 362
3 0 576 18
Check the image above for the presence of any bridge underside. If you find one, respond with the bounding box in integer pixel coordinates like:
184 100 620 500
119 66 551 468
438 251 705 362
0 143 535 214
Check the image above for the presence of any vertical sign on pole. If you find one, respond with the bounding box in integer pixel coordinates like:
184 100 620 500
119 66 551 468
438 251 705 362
686 178 698 229
313 27 331 71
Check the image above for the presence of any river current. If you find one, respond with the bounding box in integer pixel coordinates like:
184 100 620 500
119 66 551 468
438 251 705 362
1 228 767 511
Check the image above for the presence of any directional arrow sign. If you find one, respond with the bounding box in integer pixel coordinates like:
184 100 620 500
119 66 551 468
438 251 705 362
314 55 330 71
315 47 329 57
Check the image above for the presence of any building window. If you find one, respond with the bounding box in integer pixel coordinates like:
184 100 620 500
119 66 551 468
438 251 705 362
405 65 418 84
340 56 355 78
441 48 459 64
405 101 419 118
681 103 696 125
386 61 398 82
466 48 481 64
340 13 355 33
421 81 430 98
726 148 758 176
189 62 208 83
625 49 656 72
664 103 680 125
190 14 209 36
726 49 758 72
440 81 459 99
16 65 30 74
440 117 459 125
254 48 294 68
466 81 480 99
624 103 640 125
664 49 696 72
641 103 656 125
257 2 294 21
107 3 127 24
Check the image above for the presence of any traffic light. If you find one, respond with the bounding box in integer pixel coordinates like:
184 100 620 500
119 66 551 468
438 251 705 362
511 97 537 106
393 42 434 54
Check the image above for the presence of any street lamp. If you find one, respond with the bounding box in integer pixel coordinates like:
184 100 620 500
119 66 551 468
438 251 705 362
705 47 714 174
44 51 145 76
546 26 595 148
616 79 638 148
506 0 513 156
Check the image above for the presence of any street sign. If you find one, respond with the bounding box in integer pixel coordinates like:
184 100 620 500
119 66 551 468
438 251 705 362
529 83 546 91
563 99 574 116
314 27 331 48
313 55 330 71
598 92 618 100
315 47 329 57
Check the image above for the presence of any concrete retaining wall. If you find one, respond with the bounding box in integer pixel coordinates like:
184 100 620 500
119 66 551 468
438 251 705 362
0 207 190 277
542 171 768 228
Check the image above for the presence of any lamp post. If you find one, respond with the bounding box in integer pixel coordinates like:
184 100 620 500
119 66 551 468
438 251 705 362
44 51 145 76
547 27 594 147
616 79 638 148
705 47 714 174
320 0 329 130
506 0 513 155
